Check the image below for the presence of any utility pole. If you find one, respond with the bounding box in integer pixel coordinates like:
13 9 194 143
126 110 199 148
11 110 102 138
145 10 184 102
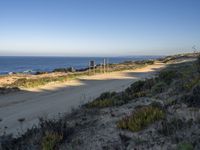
103 58 106 73
100 63 103 73
88 61 90 75
107 58 109 72
93 61 95 74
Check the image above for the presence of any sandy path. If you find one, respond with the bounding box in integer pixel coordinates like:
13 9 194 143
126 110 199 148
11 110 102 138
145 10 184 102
0 63 164 136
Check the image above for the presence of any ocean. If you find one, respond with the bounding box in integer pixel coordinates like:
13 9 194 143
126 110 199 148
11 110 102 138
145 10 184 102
0 56 162 75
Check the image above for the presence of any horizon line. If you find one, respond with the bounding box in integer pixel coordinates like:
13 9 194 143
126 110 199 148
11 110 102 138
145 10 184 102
0 54 166 57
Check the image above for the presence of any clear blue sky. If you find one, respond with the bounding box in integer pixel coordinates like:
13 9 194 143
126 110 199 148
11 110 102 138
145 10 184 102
0 0 200 56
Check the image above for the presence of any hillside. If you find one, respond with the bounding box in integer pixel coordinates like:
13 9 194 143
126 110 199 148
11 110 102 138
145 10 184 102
0 53 200 150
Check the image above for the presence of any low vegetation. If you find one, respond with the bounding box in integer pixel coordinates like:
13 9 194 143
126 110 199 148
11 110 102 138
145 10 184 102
151 81 167 93
0 118 74 150
87 61 198 109
42 131 63 150
183 84 200 107
53 67 75 73
86 92 117 108
160 53 198 64
197 55 200 73
87 79 155 108
158 70 179 85
6 72 88 88
177 142 193 150
0 87 20 94
2 59 156 89
2 54 200 149
117 106 165 132
157 118 192 136
107 60 154 72
9 76 69 88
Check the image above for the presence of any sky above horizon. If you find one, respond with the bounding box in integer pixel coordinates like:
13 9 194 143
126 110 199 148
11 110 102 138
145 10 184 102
0 0 200 56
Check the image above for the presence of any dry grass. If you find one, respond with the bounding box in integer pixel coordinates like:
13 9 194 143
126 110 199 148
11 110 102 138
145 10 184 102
117 106 165 132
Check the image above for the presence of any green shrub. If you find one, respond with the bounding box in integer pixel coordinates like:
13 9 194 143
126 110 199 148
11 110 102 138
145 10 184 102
9 76 69 88
53 67 75 73
127 80 146 93
143 78 155 90
35 71 48 75
183 84 200 107
97 92 117 100
151 81 167 93
122 61 134 64
120 90 146 101
87 79 152 108
87 98 114 108
126 79 155 94
0 87 20 94
145 60 154 65
183 77 200 91
133 91 147 98
196 55 200 73
150 101 163 109
41 131 63 150
6 72 89 88
0 117 74 150
158 70 178 84
86 92 117 108
117 106 165 132
158 118 185 136
177 142 193 150
134 60 154 65
86 90 147 108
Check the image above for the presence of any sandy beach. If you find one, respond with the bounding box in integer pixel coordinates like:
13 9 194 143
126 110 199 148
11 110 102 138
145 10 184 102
0 63 165 136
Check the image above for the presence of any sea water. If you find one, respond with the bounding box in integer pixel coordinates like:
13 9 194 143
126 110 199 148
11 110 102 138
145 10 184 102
0 56 162 74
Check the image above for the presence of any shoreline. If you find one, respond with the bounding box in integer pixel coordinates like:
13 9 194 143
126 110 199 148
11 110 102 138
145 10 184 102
0 55 163 75
0 59 155 91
